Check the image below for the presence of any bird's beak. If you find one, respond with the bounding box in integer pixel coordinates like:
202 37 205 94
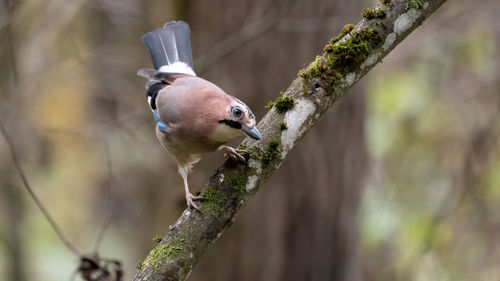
241 124 262 140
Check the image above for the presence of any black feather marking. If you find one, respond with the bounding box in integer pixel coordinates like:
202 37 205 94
218 120 242 129
146 81 167 110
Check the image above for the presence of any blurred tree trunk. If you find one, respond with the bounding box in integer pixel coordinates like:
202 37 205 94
0 169 27 281
5 185 27 281
185 0 366 280
1 1 27 279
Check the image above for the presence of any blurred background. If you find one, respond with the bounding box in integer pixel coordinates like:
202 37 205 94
1 0 499 280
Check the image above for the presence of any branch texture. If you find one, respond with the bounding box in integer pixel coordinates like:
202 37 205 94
133 0 447 280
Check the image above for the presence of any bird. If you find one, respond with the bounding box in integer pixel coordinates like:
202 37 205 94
137 21 261 211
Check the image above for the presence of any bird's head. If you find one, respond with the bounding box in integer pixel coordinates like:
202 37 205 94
218 99 261 140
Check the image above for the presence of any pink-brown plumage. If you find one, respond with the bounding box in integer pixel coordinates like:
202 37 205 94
138 21 260 211
155 75 242 164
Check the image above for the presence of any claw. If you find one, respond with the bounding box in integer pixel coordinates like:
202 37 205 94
186 192 203 211
218 145 246 162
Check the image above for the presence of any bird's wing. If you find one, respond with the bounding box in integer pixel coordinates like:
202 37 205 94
155 76 230 128
154 77 194 126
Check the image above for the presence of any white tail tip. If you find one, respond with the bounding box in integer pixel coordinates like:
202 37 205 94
159 62 196 76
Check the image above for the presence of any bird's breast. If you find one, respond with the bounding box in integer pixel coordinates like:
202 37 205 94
156 123 226 158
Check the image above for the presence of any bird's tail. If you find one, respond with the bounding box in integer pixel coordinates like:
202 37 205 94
141 21 196 76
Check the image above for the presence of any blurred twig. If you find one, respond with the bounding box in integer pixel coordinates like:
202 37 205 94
0 122 81 256
195 0 299 74
93 139 114 251
196 16 347 74
196 18 278 74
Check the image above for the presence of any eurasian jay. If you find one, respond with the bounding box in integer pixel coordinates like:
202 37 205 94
137 21 261 211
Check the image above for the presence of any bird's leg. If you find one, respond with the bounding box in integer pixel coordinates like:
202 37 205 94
218 145 246 162
179 166 203 211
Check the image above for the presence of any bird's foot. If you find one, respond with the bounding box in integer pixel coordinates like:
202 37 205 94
218 145 246 162
186 192 204 211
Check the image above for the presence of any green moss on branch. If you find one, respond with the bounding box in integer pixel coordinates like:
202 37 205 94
266 92 295 113
152 235 162 243
406 0 423 10
362 8 386 20
225 173 248 193
342 24 355 34
327 24 355 45
280 122 288 131
143 239 185 269
250 140 281 165
299 27 382 87
200 186 227 217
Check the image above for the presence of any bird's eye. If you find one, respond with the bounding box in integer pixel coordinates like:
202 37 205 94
231 107 243 118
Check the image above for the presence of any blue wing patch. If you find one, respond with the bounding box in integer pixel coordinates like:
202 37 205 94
153 110 168 133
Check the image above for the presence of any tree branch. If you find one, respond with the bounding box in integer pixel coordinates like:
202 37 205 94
133 0 447 280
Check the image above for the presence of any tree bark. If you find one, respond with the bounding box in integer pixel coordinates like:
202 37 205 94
133 0 448 280
187 1 367 280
